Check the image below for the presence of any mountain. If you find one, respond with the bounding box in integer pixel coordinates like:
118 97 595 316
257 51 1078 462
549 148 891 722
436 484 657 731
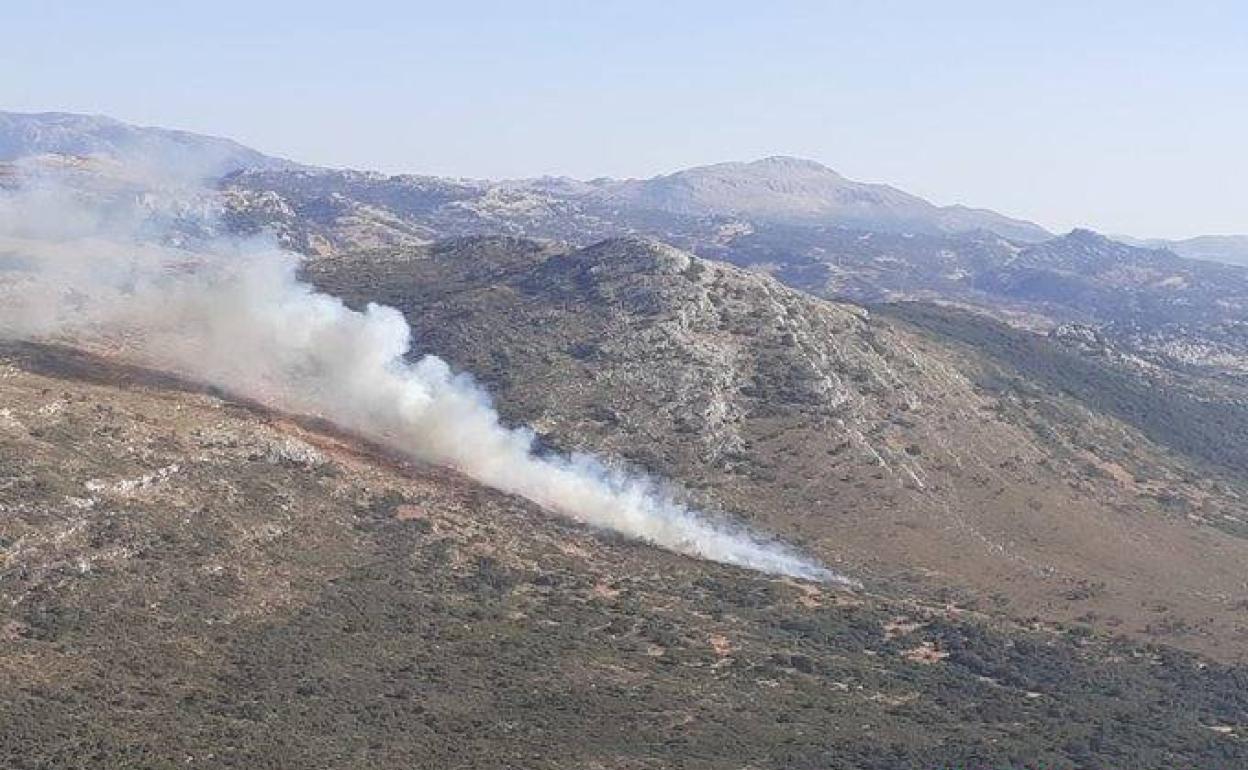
711 225 1248 329
966 230 1248 378
308 236 1248 664
590 156 1053 241
0 111 294 179
218 157 1248 379
971 228 1248 327
1011 228 1182 273
4 316 1247 769
5 115 1248 766
1123 234 1248 268
0 112 1050 245
683 223 1248 380
221 158 1051 257
3 112 1242 383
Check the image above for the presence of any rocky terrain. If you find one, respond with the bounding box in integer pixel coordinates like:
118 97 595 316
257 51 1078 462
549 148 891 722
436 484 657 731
4 111 1248 768
309 237 1248 663
216 155 1248 383
214 155 1051 254
3 343 1248 770
8 111 1246 382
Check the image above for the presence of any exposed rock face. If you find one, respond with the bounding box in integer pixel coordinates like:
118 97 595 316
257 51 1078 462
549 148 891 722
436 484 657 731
1049 323 1108 354
310 236 1248 663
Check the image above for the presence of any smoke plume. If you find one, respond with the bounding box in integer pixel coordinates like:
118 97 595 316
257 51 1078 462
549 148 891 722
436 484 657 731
0 157 850 585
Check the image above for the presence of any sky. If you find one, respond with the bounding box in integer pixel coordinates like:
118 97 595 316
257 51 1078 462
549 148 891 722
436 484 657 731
2 0 1245 238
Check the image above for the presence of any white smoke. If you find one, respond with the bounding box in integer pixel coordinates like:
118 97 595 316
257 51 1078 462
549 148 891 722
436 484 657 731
0 159 851 585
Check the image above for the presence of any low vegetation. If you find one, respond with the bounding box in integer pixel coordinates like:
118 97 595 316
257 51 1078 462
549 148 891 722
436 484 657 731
885 302 1248 477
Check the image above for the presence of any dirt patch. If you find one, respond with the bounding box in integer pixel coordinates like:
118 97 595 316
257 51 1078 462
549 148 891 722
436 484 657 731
902 641 949 665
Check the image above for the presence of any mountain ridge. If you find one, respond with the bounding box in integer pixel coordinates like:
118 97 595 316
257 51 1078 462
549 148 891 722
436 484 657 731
13 109 1248 260
1120 233 1248 267
586 156 1053 242
0 110 297 179
308 235 1248 663
2 111 1050 242
3 112 1244 385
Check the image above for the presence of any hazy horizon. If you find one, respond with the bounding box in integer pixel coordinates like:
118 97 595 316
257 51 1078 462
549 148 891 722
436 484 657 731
3 1 1245 239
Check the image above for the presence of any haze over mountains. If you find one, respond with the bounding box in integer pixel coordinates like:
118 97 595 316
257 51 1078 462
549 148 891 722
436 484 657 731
0 111 295 179
5 110 1245 262
6 112 1244 392
1122 233 1248 268
2 110 1248 768
217 157 1057 257
570 156 1053 242
0 111 1029 240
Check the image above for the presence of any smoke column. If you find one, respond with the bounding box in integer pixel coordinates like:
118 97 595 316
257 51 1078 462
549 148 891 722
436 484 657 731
0 159 851 585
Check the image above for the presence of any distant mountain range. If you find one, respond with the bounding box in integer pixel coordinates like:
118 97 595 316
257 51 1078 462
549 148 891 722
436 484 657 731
0 111 295 179
7 109 1245 262
2 110 1047 240
575 156 1053 242
1119 233 1248 267
4 109 1246 382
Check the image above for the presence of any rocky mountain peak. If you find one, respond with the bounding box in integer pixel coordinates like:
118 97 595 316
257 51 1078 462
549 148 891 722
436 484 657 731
571 236 694 275
693 155 848 180
1065 227 1112 244
753 154 835 168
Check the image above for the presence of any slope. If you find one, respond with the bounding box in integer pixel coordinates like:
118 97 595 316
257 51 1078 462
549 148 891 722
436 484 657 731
3 343 1248 770
308 236 1248 663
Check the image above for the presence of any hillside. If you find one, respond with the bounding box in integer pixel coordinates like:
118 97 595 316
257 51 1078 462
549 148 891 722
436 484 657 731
3 342 1248 770
700 225 1248 380
219 156 1248 383
3 114 1248 767
308 236 1248 663
8 112 1241 386
883 304 1248 477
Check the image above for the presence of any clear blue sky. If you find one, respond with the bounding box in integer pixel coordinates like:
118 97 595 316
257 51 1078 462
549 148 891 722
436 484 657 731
3 1 1245 238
